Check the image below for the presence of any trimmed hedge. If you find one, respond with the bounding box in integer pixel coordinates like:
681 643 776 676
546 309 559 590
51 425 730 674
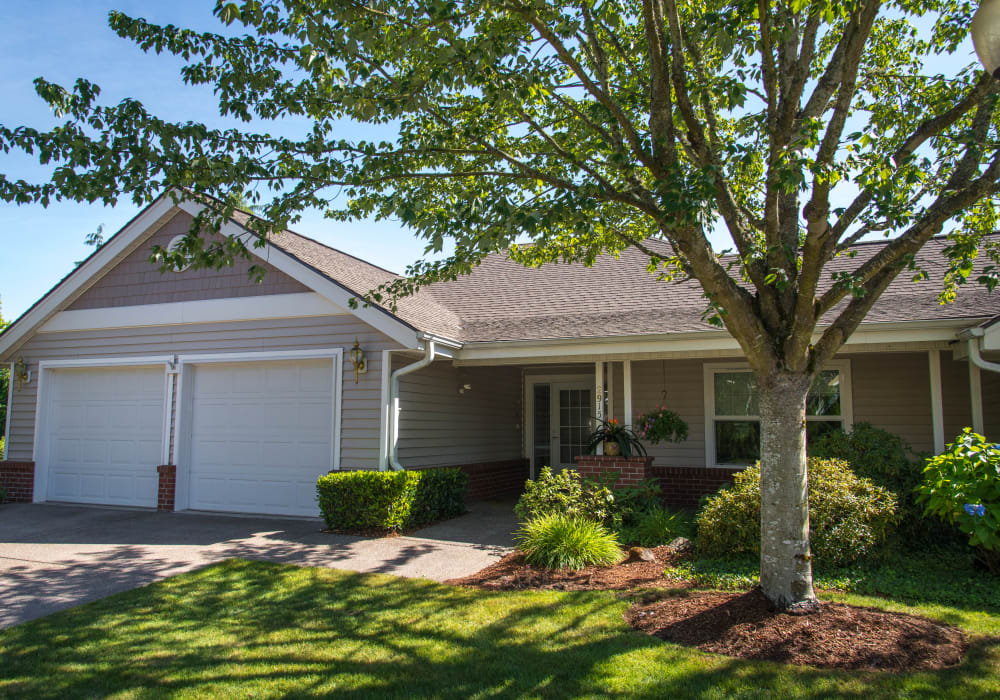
316 468 468 532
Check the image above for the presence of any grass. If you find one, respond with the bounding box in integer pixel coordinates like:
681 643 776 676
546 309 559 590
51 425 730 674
1 559 999 699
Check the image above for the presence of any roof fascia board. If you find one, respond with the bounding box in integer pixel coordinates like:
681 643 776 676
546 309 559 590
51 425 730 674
176 200 422 350
453 318 985 363
0 194 179 360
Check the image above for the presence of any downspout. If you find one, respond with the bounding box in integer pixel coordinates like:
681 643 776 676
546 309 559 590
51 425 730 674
387 339 436 471
960 328 1000 374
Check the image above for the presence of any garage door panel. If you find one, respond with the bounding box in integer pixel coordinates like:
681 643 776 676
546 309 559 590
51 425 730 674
188 359 333 517
44 367 164 508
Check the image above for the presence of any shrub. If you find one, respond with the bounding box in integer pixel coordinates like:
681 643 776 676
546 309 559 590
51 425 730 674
916 428 1000 574
619 506 687 547
316 468 467 532
696 458 899 566
810 422 922 516
612 478 663 522
516 513 622 570
515 467 616 524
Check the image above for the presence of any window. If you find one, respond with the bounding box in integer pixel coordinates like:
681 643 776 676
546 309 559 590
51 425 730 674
705 362 852 466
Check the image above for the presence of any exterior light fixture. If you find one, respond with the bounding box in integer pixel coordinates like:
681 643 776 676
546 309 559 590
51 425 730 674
13 357 30 391
972 0 1000 79
349 338 368 384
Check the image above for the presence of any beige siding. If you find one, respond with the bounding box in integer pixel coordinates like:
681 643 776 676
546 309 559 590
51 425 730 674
850 353 934 454
7 316 398 465
631 358 710 467
941 353 974 442
69 211 309 310
984 368 1000 441
395 358 522 468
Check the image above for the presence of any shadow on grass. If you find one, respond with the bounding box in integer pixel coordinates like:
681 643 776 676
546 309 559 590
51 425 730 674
1 559 998 699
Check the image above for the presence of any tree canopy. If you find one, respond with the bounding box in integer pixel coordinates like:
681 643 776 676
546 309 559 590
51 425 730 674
2 0 998 608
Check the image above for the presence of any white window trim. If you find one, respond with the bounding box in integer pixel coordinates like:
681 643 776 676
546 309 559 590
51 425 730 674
703 360 853 468
31 355 175 503
171 348 344 511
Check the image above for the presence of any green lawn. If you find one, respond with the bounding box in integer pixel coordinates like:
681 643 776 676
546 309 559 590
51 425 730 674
1 559 999 699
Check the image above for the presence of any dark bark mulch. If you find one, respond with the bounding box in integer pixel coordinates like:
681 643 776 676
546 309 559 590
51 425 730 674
445 547 685 591
626 587 968 672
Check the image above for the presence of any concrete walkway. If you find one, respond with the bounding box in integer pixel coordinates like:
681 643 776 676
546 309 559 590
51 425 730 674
0 501 517 629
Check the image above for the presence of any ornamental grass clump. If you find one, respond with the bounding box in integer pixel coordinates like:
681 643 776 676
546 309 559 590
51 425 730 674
696 458 899 567
917 428 1000 574
516 513 622 570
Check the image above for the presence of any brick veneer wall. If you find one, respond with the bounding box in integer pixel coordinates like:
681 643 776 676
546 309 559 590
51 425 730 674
649 465 742 509
453 459 530 502
156 464 177 511
0 461 35 503
574 455 655 488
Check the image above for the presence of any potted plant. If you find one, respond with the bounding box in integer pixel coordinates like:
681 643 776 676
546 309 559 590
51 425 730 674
634 406 688 445
586 418 647 457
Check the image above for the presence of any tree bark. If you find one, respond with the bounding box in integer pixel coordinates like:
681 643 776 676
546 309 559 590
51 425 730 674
757 371 819 612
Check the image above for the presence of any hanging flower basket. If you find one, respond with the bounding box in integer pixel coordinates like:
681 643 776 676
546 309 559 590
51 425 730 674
634 406 689 445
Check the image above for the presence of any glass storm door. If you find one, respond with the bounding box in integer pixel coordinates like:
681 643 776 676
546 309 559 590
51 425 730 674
532 380 592 472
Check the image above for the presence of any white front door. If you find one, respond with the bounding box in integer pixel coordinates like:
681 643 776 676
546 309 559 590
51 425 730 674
185 358 334 517
530 378 593 473
42 366 165 507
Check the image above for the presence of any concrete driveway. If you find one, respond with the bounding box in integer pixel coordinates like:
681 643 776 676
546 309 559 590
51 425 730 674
0 501 516 629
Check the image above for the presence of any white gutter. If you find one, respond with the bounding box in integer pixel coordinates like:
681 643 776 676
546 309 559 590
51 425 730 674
387 339 436 471
960 327 1000 373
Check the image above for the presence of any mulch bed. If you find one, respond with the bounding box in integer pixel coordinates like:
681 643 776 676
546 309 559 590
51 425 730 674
449 549 970 672
626 587 968 672
445 546 685 591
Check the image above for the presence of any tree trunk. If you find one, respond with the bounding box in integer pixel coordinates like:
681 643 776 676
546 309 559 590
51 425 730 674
757 371 819 612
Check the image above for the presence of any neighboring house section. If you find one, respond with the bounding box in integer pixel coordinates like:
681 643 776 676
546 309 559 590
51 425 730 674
0 191 997 515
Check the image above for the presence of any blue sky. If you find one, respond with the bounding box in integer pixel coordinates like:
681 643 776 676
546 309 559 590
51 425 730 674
0 4 980 322
0 1 434 321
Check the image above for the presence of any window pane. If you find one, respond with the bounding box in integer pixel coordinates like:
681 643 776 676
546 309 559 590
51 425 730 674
716 421 760 464
714 372 759 416
806 420 842 444
807 370 842 416
533 384 550 468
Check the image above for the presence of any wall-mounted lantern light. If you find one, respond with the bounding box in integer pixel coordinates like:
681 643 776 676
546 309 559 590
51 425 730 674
972 0 1000 78
349 338 368 384
13 357 31 391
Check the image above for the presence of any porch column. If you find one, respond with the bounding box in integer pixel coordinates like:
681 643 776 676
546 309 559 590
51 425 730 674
595 361 604 455
623 360 633 428
928 350 945 454
970 360 985 434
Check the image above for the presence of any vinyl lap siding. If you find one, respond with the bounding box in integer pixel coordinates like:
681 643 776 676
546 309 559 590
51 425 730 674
6 315 398 465
631 358 709 467
941 353 974 442
983 368 1000 441
850 353 934 454
395 359 522 468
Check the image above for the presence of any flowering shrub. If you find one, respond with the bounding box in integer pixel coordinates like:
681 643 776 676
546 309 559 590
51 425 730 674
695 458 899 566
916 428 1000 573
633 406 688 445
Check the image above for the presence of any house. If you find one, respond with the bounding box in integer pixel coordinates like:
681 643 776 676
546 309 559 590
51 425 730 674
1 192 998 516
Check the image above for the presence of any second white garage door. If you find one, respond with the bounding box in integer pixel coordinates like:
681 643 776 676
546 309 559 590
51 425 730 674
186 358 335 517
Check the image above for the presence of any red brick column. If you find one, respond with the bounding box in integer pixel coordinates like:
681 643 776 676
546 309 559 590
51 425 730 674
573 455 654 487
156 465 177 512
0 461 35 503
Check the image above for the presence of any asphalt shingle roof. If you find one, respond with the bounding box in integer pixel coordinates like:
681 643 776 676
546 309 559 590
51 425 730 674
259 223 998 343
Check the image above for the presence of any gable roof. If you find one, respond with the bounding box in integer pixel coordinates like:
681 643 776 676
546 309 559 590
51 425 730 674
1 191 997 355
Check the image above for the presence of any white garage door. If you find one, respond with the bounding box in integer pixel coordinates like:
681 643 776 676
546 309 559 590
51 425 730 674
187 359 334 517
44 366 165 507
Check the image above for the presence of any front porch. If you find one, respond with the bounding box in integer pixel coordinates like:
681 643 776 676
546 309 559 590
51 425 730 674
392 342 1000 507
